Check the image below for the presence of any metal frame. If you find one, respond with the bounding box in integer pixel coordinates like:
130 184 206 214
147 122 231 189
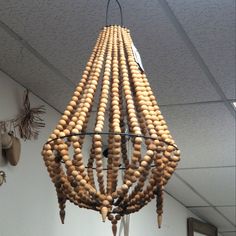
45 131 178 149
187 217 218 236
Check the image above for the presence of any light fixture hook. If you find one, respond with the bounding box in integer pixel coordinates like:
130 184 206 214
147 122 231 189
106 0 124 26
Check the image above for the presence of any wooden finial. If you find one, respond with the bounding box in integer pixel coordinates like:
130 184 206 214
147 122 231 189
157 214 162 228
112 223 117 236
101 207 108 222
60 210 65 224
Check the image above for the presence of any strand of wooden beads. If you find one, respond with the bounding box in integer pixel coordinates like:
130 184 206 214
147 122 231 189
117 27 129 174
54 138 96 207
110 25 122 195
58 173 79 205
91 27 113 196
72 150 97 203
163 149 180 185
121 28 157 203
49 30 104 143
120 27 143 185
140 73 179 185
71 27 108 137
123 147 154 208
129 153 162 211
106 49 115 197
72 143 87 179
118 27 142 189
59 174 79 206
68 27 110 199
123 30 155 139
87 141 96 188
91 26 112 195
42 143 55 177
138 72 169 223
104 28 116 196
138 74 166 188
43 149 67 210
138 75 179 227
123 29 161 192
43 142 71 203
76 28 110 146
122 29 154 144
107 106 115 193
86 32 111 190
108 27 137 203
52 29 107 194
107 26 118 196
143 177 156 202
72 29 107 138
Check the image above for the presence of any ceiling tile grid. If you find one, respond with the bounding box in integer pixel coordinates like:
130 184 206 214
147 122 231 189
161 103 235 168
190 207 236 232
165 175 209 207
216 207 236 225
176 167 236 206
0 27 74 112
221 233 236 236
0 0 222 106
166 0 236 99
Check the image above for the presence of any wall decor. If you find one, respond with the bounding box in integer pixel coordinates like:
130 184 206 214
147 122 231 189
187 218 218 236
0 89 45 142
17 90 45 140
0 90 45 166
41 1 180 235
0 170 6 186
1 132 21 166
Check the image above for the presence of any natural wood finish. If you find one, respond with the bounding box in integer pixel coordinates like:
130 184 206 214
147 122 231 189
42 25 180 232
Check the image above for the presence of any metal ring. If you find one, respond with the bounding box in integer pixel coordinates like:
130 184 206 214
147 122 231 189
45 131 178 150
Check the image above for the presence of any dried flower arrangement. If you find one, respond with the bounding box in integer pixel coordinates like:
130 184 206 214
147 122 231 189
0 90 45 141
16 90 45 140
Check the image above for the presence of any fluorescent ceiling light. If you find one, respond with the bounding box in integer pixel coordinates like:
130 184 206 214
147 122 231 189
232 101 236 109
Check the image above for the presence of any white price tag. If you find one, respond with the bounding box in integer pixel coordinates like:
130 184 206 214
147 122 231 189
131 43 145 72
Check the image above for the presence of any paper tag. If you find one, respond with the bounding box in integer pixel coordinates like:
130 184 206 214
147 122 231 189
131 43 145 72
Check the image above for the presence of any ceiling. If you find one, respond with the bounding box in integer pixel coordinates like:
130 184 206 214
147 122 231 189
0 0 235 235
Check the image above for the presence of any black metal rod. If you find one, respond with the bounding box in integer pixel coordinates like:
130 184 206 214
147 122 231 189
105 0 124 26
45 131 178 150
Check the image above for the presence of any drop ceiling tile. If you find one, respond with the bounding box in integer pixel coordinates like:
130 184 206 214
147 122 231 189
161 102 236 168
221 233 236 236
165 175 209 207
166 0 236 99
0 0 221 106
190 207 236 232
177 167 236 206
0 26 74 112
216 207 236 225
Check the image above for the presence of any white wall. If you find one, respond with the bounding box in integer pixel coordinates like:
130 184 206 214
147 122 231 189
0 70 200 236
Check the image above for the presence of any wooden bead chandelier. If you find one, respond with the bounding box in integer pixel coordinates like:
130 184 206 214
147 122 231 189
42 25 180 235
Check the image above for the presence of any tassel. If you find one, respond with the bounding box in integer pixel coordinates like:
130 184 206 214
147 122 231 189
112 223 117 236
157 214 162 228
101 207 108 222
60 210 65 224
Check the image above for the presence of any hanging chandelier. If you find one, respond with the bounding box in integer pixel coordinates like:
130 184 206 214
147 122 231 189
42 3 180 235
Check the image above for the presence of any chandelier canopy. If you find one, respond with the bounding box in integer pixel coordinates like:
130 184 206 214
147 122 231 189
42 25 180 235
